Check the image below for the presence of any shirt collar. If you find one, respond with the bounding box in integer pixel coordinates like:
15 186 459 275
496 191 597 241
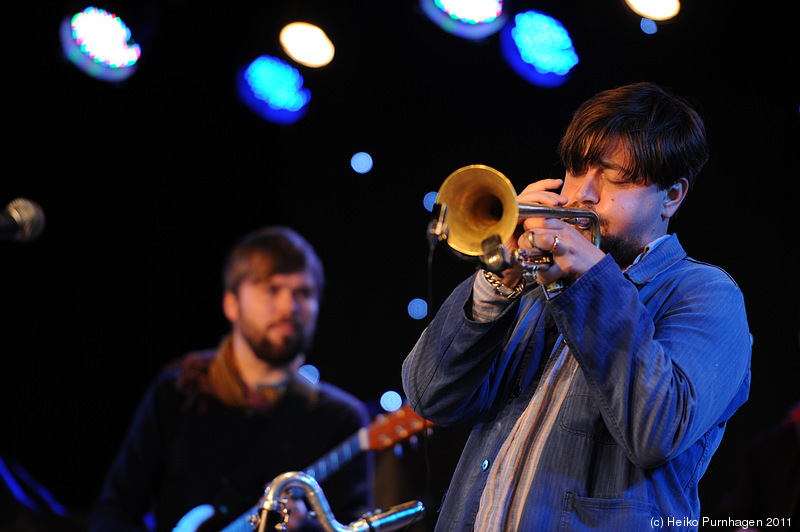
624 234 686 287
628 234 671 268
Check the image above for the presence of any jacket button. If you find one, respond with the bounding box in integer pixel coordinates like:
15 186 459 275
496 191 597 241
481 459 490 472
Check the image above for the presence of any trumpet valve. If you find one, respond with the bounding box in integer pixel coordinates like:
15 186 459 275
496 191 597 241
516 248 553 266
564 217 593 230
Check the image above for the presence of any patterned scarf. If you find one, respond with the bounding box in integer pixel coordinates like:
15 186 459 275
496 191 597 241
177 335 309 414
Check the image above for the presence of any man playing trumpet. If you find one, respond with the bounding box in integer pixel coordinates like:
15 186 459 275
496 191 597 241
402 82 751 531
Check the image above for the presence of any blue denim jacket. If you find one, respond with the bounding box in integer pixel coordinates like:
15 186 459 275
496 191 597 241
402 235 751 531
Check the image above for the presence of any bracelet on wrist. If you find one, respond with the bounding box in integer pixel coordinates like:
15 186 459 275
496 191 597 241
482 270 525 299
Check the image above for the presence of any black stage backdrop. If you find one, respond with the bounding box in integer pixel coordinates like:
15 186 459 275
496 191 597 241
3 0 798 529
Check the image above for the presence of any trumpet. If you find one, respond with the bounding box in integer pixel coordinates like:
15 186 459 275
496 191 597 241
430 164 601 291
252 471 425 532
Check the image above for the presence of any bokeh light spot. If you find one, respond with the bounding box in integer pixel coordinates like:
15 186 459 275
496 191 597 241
423 191 438 212
351 152 374 174
380 390 404 412
408 298 428 320
298 364 320 385
640 18 658 34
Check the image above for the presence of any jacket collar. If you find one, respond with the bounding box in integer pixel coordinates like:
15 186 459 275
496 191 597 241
623 234 686 287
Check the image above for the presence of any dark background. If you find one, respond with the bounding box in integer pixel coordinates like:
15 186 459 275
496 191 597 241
3 0 798 529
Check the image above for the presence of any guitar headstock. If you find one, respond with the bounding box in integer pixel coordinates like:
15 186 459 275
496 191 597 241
366 403 433 451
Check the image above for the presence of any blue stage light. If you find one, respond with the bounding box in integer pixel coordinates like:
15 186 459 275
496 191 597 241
510 11 578 75
500 10 578 88
238 55 311 124
244 56 310 112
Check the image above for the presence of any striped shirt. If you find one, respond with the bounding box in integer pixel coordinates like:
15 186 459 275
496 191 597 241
469 236 669 530
475 340 578 530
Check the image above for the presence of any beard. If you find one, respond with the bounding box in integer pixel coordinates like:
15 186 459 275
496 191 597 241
599 233 645 269
566 203 644 268
240 317 310 366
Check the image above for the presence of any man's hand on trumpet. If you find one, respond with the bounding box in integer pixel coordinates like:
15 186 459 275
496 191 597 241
502 178 605 289
495 178 566 288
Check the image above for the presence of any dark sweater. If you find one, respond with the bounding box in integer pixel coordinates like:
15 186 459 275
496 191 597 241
89 351 373 532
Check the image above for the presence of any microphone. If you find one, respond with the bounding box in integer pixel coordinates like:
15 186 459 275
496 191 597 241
1 198 46 242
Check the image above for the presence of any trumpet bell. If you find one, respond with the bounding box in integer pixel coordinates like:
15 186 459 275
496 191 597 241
436 165 519 257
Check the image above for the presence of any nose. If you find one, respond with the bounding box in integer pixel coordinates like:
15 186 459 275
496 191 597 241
571 169 601 205
275 288 299 316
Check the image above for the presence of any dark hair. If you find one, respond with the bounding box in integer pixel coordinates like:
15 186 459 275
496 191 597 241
222 226 324 296
558 82 709 190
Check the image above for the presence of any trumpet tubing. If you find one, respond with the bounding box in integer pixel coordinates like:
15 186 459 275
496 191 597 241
434 165 600 290
436 164 600 256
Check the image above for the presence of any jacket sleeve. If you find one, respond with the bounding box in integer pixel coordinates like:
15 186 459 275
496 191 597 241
401 275 524 426
550 254 752 469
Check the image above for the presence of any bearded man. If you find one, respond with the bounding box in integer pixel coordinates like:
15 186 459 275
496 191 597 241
90 226 373 532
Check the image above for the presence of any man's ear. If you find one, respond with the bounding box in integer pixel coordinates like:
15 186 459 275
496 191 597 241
662 177 689 219
222 290 239 324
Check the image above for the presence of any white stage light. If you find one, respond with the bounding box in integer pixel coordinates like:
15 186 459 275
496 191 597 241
280 22 335 68
420 0 507 40
60 6 141 82
624 0 680 21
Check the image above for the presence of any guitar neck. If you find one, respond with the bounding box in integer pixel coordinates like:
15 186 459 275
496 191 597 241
302 429 365 484
215 405 428 532
220 430 366 532
220 508 260 532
